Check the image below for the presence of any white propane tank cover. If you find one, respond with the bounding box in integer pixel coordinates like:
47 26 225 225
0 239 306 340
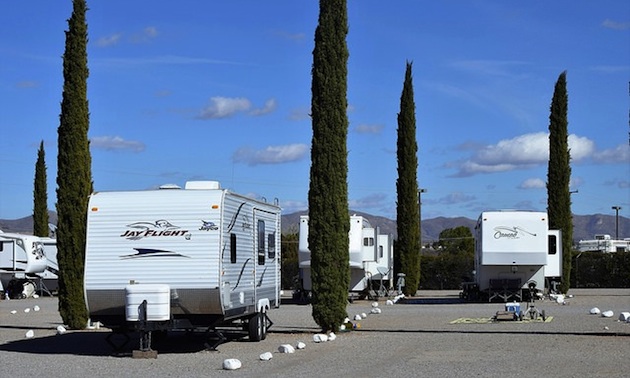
222 359 242 370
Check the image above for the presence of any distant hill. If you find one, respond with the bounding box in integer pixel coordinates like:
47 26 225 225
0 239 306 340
1 210 627 244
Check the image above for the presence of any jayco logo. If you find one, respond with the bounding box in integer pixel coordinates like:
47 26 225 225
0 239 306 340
120 220 190 240
493 226 537 240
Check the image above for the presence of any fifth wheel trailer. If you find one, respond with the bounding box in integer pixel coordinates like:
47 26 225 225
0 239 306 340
83 181 281 348
461 211 562 302
0 233 48 298
298 214 394 298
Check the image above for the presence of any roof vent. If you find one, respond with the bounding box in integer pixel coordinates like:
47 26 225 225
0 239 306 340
159 184 181 190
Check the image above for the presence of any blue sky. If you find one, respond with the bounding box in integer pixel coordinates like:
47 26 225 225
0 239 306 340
1 1 629 222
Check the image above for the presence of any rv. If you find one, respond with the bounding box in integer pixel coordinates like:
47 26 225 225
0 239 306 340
461 211 562 302
0 233 48 298
83 181 281 347
298 214 394 299
577 234 630 253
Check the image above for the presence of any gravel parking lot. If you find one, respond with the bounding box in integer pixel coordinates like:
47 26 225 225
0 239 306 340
1 289 629 377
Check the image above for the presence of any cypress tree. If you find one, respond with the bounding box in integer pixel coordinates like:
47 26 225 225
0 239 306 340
308 0 350 332
546 71 573 294
33 140 50 237
396 61 421 296
56 0 92 329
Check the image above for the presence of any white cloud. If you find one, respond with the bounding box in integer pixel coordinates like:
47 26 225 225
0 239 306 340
349 193 387 209
602 19 630 30
593 144 630 164
249 98 277 116
354 124 384 134
197 97 252 119
437 192 476 205
90 136 145 152
452 132 596 177
96 33 123 47
233 143 308 165
288 107 310 121
518 178 545 189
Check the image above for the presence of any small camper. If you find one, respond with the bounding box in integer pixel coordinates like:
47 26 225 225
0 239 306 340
0 233 48 298
577 234 630 253
83 181 281 347
298 214 394 299
462 211 562 302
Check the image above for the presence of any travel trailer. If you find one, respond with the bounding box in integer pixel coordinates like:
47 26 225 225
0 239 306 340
0 232 48 298
461 211 562 302
298 214 394 299
83 181 281 348
577 234 630 253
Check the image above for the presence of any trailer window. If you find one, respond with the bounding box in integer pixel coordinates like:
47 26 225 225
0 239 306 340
548 234 557 255
230 233 237 263
268 232 276 259
379 245 383 258
258 220 265 265
363 237 374 247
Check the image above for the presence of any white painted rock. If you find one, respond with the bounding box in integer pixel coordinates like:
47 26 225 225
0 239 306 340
354 314 362 321
24 308 30 313
56 325 67 335
339 324 346 331
589 307 601 315
25 330 34 338
618 312 630 322
371 302 379 308
343 317 350 323
296 341 306 350
386 300 394 306
222 359 242 370
313 333 328 343
361 313 367 319
555 295 565 304
278 344 295 354
327 332 336 341
259 352 273 361
33 305 40 312
32 294 39 299
10 310 17 314
371 307 382 314
601 310 614 318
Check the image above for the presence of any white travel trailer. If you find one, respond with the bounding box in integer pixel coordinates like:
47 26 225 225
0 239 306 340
463 211 562 302
577 234 630 253
0 233 48 298
83 181 281 348
298 215 394 298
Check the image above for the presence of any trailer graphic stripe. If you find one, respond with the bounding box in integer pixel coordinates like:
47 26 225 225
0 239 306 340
119 248 190 259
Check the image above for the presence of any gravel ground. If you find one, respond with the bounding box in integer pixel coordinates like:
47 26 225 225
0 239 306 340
1 289 629 377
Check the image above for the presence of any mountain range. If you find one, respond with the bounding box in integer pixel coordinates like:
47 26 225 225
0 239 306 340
2 210 627 243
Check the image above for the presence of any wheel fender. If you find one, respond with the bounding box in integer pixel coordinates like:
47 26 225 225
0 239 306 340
257 298 270 313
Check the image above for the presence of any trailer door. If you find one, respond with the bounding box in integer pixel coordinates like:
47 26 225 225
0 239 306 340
253 208 280 309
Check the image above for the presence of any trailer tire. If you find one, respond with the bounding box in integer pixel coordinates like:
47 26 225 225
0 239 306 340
248 313 264 342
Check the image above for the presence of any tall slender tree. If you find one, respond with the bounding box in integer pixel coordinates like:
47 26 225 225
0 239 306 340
396 61 421 296
308 0 350 332
546 71 573 294
56 0 92 329
33 140 50 237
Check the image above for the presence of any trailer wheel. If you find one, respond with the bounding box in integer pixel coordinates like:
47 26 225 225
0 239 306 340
248 313 264 342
